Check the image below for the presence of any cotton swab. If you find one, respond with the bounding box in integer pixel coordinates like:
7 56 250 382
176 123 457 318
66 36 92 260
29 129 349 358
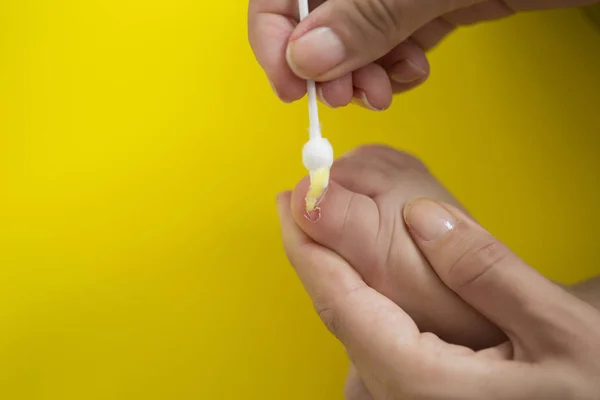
298 0 334 215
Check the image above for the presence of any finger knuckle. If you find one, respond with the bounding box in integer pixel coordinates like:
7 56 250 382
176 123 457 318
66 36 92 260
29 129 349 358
346 0 403 41
314 283 367 339
350 144 429 172
315 304 343 338
419 331 439 342
343 378 365 400
447 235 510 289
281 241 310 271
333 151 395 195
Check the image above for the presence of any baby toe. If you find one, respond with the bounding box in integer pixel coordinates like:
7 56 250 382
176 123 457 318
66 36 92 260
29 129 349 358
291 177 384 280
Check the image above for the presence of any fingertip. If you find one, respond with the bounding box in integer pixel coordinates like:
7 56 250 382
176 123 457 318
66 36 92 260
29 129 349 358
390 78 428 94
388 57 429 93
403 196 426 224
403 197 457 242
351 89 387 112
376 40 430 94
286 26 347 81
404 198 476 231
317 86 334 108
249 12 306 103
269 76 306 103
276 190 292 208
318 74 353 108
388 58 429 85
290 176 311 220
351 64 393 111
268 79 291 104
291 176 348 230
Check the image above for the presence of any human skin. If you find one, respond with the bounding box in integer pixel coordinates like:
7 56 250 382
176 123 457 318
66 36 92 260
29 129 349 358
289 145 506 349
248 0 599 110
277 145 600 399
250 2 600 396
277 186 600 399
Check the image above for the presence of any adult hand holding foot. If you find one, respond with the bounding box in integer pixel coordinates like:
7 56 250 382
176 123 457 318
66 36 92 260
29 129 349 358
248 0 599 110
276 145 600 399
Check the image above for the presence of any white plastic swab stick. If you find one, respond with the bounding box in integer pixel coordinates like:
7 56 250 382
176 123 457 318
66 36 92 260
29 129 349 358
298 0 310 18
298 0 334 215
298 0 321 140
306 79 320 139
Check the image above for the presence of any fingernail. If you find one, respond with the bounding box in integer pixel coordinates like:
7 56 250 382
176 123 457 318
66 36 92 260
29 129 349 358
286 27 345 79
317 86 334 108
389 59 427 84
351 90 382 111
404 198 456 241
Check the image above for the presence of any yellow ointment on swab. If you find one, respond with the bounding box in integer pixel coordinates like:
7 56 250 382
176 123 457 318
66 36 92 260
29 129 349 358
305 167 329 213
298 0 334 217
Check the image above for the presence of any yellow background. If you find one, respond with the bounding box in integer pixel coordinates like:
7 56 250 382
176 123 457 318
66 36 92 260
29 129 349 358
0 1 599 399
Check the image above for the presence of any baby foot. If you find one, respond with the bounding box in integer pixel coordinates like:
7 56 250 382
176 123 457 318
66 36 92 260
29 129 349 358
289 145 505 349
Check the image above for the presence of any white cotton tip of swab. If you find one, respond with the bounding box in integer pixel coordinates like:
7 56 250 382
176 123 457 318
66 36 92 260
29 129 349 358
302 137 334 172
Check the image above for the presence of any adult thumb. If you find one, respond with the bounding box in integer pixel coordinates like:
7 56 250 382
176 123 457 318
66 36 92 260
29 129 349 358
402 197 590 351
286 0 469 81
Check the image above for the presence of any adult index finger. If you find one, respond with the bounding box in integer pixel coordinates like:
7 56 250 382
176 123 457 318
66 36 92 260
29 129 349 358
248 0 306 103
276 191 421 389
